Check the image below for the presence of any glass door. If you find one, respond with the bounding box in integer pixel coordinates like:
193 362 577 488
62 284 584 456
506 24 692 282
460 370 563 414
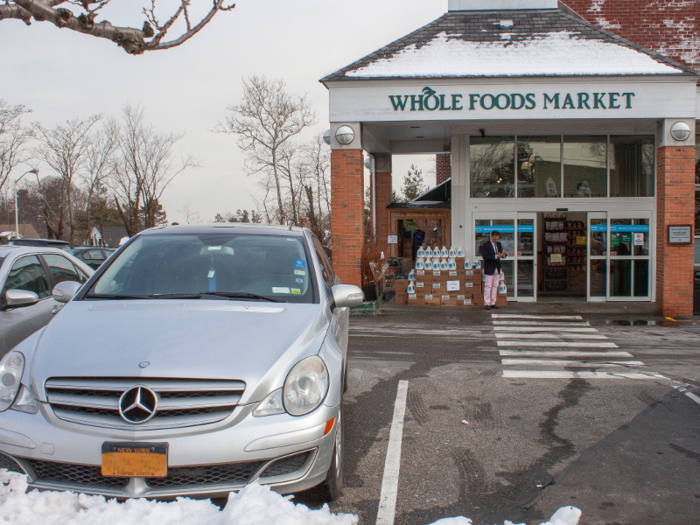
607 213 652 301
474 212 536 301
587 212 608 301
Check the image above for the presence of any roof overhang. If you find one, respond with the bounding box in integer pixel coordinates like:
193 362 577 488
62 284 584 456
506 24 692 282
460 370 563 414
449 0 558 10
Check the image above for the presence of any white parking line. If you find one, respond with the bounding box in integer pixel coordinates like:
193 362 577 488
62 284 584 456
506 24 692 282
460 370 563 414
686 392 700 405
493 321 591 327
494 326 599 333
495 332 608 340
499 350 634 358
497 341 619 348
491 314 583 320
501 359 645 367
503 370 667 380
375 380 409 525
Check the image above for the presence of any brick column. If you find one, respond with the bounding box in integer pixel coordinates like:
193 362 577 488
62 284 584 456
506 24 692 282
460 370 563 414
656 145 696 317
436 153 452 185
372 170 392 255
331 149 364 287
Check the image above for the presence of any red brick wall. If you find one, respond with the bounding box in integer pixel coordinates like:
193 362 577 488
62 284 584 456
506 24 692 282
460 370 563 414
372 171 393 255
436 153 452 185
656 146 696 317
564 0 700 70
331 149 364 287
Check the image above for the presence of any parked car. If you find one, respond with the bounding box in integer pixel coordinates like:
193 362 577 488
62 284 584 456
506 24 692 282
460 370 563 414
68 247 116 270
0 247 93 357
694 236 699 314
0 224 363 501
2 239 71 250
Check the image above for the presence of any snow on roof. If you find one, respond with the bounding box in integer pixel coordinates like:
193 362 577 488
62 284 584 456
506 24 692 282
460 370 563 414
345 31 683 78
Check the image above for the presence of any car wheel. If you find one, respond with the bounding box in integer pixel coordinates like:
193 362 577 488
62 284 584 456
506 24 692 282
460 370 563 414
305 409 343 502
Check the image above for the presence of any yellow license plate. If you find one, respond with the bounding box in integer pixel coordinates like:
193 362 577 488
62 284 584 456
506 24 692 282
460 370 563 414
101 442 168 478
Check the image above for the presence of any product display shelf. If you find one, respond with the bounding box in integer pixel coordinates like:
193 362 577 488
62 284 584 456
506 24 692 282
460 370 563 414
543 214 568 293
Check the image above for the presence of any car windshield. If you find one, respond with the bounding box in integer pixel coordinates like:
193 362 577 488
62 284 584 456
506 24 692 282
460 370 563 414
88 233 315 303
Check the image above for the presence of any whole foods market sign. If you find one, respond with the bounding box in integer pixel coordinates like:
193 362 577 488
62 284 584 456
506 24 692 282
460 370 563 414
327 79 696 121
389 86 636 112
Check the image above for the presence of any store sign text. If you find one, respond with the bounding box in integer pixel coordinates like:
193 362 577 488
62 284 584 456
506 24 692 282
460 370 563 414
389 87 636 112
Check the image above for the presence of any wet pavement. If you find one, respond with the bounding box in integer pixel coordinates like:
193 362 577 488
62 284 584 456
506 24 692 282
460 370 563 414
325 302 700 525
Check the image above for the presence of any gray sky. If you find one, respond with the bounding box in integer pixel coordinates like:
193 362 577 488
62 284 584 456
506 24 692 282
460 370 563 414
1 0 446 223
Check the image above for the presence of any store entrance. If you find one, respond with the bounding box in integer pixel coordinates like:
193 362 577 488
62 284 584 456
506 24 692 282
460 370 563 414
540 211 588 298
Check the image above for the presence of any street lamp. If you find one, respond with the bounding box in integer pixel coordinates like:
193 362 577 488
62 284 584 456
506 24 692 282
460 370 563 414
14 169 39 240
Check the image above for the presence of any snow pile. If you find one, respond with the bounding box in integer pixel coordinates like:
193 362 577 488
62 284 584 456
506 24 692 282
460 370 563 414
0 470 358 525
346 31 682 78
426 506 582 525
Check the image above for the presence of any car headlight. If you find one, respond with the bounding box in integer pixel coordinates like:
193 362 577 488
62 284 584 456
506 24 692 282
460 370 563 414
0 352 25 412
253 388 284 417
283 355 329 416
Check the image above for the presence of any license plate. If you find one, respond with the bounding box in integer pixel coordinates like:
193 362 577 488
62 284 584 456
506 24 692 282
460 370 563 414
101 442 168 478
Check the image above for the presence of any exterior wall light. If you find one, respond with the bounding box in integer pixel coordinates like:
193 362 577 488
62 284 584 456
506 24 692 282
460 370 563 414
335 125 355 145
323 129 331 145
670 121 691 142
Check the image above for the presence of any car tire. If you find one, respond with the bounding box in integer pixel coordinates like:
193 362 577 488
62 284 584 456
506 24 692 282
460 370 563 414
305 409 343 502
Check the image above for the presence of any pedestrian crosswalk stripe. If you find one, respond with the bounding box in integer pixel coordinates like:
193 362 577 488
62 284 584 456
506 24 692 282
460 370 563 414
501 359 645 367
503 370 666 380
493 321 591 327
499 350 634 358
491 314 583 320
494 326 599 333
495 332 608 340
497 341 619 348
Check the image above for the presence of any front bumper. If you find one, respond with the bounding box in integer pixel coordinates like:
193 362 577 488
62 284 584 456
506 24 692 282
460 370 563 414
0 401 339 499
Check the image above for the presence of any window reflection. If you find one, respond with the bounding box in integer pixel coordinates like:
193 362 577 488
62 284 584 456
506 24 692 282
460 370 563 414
470 137 515 198
517 137 561 198
563 136 607 198
609 136 654 197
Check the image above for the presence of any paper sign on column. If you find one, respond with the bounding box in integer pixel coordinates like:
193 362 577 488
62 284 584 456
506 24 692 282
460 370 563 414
446 280 460 292
388 235 398 244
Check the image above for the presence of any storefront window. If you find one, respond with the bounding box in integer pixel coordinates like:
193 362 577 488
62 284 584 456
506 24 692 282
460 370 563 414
609 136 654 197
563 136 607 198
517 136 561 198
470 137 515 198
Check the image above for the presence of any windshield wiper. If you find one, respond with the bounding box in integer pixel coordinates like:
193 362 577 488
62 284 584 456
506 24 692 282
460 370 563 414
198 292 283 303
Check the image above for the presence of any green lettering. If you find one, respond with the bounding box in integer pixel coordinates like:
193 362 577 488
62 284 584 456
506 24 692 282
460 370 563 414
480 94 496 110
511 93 526 110
495 93 511 109
469 94 480 110
439 94 452 111
577 92 591 109
425 94 440 111
593 92 606 109
622 92 635 108
452 94 464 110
410 95 424 111
544 93 560 109
609 92 620 109
525 93 536 109
562 93 575 109
389 95 409 111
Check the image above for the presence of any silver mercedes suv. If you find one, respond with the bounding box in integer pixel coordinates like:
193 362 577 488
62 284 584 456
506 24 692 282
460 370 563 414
0 224 363 501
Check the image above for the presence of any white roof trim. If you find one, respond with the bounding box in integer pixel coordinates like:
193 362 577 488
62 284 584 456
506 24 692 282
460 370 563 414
448 0 558 11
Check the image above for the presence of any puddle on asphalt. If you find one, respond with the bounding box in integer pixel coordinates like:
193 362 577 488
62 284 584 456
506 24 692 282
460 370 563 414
605 320 679 327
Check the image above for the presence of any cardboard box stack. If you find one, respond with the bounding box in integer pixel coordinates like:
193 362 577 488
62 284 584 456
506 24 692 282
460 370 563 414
397 246 493 307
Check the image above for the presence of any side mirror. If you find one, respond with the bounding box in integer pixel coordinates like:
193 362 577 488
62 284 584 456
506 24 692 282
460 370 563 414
5 289 40 308
331 284 364 308
52 281 82 304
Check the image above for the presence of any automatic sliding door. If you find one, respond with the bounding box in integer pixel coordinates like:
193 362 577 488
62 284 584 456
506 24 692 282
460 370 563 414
517 214 536 301
608 216 651 301
588 213 608 301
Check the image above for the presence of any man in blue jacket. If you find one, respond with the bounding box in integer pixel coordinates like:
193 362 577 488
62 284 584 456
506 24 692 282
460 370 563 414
480 231 506 310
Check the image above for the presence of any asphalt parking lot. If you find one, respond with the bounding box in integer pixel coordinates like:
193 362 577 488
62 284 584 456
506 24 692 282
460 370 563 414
326 302 700 525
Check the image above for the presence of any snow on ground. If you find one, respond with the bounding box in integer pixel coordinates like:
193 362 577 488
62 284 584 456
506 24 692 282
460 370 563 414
346 31 682 78
0 470 581 525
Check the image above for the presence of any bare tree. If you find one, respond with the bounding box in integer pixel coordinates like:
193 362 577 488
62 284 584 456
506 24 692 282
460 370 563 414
218 76 316 224
33 115 102 243
178 203 202 224
0 101 33 193
1 0 235 55
112 105 198 235
82 119 118 236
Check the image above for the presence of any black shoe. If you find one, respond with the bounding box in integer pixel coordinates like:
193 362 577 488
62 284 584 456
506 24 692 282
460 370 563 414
491 305 499 310
485 305 490 310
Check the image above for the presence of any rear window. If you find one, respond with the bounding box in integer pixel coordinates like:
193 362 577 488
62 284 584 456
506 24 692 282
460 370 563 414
89 233 316 303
